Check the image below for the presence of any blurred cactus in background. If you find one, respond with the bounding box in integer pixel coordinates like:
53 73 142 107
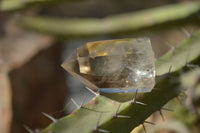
0 0 200 133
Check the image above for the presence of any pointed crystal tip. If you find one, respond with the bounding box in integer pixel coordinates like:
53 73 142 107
62 38 155 94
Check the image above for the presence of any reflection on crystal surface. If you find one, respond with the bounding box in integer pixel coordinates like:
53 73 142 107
62 38 155 94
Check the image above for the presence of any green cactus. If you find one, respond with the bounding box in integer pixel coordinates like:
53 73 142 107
1 1 200 133
17 2 200 37
40 29 200 133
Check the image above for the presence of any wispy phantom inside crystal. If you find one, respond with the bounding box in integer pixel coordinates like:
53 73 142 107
62 38 155 94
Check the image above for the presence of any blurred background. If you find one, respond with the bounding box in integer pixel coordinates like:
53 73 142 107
0 0 200 133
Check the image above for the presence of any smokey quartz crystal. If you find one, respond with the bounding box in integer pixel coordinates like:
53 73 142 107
62 38 155 94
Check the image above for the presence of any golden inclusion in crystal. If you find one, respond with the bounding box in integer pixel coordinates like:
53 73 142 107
62 38 155 94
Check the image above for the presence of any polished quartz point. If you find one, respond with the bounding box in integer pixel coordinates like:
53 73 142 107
62 38 155 96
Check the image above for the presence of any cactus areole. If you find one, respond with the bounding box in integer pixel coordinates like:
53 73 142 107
62 38 156 102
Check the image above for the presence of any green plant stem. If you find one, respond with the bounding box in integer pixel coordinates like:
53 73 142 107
18 2 200 37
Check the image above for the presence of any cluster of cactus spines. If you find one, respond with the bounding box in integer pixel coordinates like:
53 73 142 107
112 104 131 119
131 89 147 106
158 107 174 122
24 125 41 133
93 113 109 133
37 29 200 133
42 112 58 123
142 121 156 133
